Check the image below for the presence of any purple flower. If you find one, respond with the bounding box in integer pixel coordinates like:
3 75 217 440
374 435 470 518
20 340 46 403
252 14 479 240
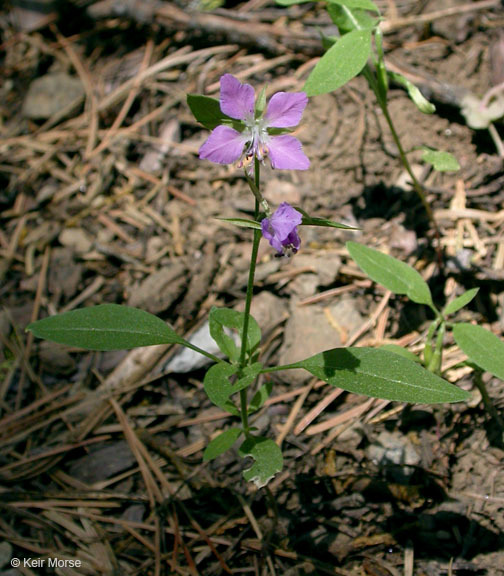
199 74 310 170
261 203 303 256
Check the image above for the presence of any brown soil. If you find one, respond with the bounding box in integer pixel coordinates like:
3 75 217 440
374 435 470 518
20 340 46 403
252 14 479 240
1 1 504 574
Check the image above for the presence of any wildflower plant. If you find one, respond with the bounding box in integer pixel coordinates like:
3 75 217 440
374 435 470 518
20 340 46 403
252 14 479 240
277 0 461 237
27 74 471 488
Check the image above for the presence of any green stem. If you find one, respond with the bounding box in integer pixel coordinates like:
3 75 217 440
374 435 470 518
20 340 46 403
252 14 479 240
379 100 442 245
238 159 262 435
182 342 225 365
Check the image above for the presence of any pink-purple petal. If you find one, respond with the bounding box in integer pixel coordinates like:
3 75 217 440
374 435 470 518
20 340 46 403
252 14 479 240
219 74 255 121
199 125 246 165
264 92 308 128
267 135 310 170
261 203 303 254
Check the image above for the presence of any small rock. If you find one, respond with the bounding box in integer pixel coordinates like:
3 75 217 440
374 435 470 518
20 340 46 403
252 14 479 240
22 72 84 120
59 228 93 254
238 291 288 335
277 298 362 385
68 441 136 484
128 263 187 314
0 541 13 569
264 178 302 206
39 341 75 374
162 320 233 373
48 247 83 300
367 430 421 469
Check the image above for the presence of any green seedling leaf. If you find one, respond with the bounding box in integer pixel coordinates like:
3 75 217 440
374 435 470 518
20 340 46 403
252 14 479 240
204 362 263 415
239 436 283 488
453 323 504 380
327 4 378 33
203 428 242 461
292 347 469 403
209 307 261 363
388 71 436 114
443 288 479 316
27 304 188 351
304 29 372 96
217 217 262 230
248 381 273 414
421 148 460 172
379 344 421 363
347 241 434 307
187 94 241 131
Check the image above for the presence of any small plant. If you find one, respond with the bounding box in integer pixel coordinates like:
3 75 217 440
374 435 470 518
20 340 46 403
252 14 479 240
28 74 469 488
277 0 460 239
348 241 504 421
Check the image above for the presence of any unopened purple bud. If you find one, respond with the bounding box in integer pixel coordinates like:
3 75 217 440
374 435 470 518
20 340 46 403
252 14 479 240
261 202 303 256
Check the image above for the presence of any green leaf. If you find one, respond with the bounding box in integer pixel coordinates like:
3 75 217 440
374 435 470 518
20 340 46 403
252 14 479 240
296 207 358 230
327 0 379 12
26 304 188 351
443 288 479 316
388 71 436 114
203 363 240 415
304 29 372 96
239 436 283 488
347 241 433 307
187 94 241 131
327 4 378 33
209 307 261 363
277 0 379 13
203 428 242 461
421 148 460 172
203 362 263 414
452 323 504 380
217 217 262 230
292 347 469 403
379 344 421 363
248 381 273 414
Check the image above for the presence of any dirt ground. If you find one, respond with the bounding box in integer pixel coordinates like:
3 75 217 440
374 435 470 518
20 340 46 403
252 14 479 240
1 1 504 575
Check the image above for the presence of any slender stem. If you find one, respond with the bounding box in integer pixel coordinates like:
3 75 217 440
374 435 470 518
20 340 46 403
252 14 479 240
238 158 262 435
182 342 225 365
473 370 504 431
379 101 442 245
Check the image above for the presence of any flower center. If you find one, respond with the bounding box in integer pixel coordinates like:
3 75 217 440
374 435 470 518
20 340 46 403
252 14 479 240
244 116 269 161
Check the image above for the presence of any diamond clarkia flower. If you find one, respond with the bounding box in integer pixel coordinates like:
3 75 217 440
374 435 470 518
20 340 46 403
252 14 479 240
261 202 303 256
199 74 310 170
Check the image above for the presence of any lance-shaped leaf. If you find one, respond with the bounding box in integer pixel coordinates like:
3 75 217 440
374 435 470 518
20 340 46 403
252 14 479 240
239 436 283 488
217 217 261 231
379 344 421 363
453 323 504 380
443 288 479 316
347 241 434 307
203 428 242 462
27 304 189 350
304 29 372 96
295 207 359 230
291 347 469 403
